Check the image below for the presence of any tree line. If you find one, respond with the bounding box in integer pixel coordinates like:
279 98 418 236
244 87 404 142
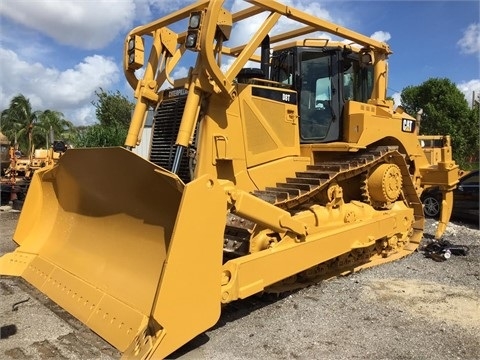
0 78 478 168
0 89 133 155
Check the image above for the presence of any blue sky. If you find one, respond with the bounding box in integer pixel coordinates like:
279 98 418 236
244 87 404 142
1 0 479 126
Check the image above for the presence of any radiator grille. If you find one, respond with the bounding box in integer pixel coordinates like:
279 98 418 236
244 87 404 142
149 95 191 183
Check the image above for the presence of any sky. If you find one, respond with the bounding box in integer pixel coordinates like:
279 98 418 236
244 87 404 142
0 0 479 126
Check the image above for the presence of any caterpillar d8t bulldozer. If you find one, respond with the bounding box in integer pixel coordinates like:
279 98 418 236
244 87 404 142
0 1 459 358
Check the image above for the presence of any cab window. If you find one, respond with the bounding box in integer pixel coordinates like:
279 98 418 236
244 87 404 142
300 52 333 141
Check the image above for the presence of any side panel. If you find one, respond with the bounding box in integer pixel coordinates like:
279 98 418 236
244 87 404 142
194 84 301 191
240 86 300 167
344 101 426 162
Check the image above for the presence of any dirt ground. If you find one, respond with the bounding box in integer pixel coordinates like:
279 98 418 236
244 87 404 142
1 209 479 360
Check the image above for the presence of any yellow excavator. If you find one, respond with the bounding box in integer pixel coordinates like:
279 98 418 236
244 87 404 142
0 1 459 358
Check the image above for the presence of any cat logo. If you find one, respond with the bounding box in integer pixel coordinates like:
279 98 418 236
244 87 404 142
402 119 415 133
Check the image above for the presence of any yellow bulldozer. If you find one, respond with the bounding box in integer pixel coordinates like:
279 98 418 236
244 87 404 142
0 1 459 358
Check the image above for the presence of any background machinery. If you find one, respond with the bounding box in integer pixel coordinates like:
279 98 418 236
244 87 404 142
0 132 10 174
0 1 459 358
0 128 67 207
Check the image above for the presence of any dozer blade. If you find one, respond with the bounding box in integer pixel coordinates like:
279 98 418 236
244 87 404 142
0 147 227 358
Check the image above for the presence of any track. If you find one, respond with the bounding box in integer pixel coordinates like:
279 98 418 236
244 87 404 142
224 146 425 290
253 146 407 209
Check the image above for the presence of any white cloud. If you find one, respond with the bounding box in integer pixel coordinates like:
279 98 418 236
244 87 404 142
0 0 195 50
70 106 98 127
457 79 480 107
146 0 193 16
172 66 189 80
0 0 135 49
0 48 119 126
391 92 402 108
458 23 480 54
159 66 190 89
342 30 391 50
370 31 391 43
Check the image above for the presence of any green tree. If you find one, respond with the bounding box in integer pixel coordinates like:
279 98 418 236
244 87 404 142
401 78 479 167
92 88 134 128
71 88 134 148
73 124 127 148
0 94 41 154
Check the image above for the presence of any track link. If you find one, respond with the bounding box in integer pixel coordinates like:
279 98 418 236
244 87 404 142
253 146 400 210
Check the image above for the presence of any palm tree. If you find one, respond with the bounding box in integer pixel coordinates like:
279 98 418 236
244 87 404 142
34 110 75 148
1 95 76 155
0 94 40 155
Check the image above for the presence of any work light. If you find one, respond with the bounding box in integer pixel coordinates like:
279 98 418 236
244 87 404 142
126 35 144 70
185 11 203 51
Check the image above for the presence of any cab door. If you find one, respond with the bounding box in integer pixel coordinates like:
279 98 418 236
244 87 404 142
298 50 341 143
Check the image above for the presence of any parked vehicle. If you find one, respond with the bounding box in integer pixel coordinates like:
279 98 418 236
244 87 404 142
0 1 459 358
422 170 479 223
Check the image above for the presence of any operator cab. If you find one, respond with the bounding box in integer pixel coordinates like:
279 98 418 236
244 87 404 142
270 43 374 143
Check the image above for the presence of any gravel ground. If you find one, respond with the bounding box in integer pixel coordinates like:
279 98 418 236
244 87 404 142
1 208 479 360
